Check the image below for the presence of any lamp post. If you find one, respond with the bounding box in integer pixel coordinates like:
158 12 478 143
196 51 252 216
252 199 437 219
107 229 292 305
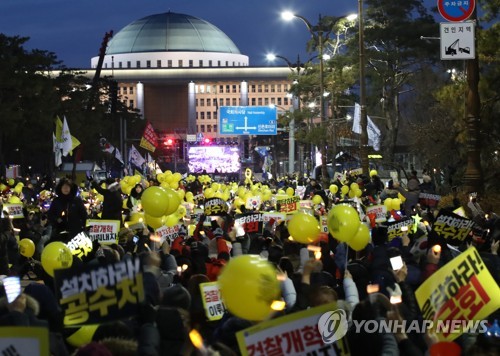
282 11 357 182
282 12 328 182
266 54 304 175
358 0 369 175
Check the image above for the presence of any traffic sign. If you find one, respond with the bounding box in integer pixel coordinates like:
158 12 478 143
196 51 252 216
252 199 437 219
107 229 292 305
218 106 277 136
438 0 475 22
440 22 475 60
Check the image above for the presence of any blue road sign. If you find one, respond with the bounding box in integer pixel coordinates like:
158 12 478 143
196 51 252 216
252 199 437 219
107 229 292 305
438 0 475 22
219 106 277 135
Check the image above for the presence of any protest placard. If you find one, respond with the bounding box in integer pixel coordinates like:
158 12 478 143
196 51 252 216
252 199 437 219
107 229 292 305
0 327 49 356
54 257 144 326
276 196 300 214
365 204 387 223
87 219 120 245
236 303 348 356
419 192 441 208
3 203 23 219
387 218 413 240
235 213 264 235
415 247 500 341
204 198 228 216
432 210 475 242
199 282 226 321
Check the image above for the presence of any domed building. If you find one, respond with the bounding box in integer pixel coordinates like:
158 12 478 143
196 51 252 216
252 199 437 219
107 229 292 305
85 11 296 174
91 12 249 69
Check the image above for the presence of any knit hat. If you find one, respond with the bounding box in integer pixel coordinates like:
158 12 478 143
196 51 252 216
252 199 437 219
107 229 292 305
162 284 191 310
213 227 224 238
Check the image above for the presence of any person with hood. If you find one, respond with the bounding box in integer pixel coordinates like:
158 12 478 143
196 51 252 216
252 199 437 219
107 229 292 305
89 178 123 222
47 178 87 242
126 183 144 213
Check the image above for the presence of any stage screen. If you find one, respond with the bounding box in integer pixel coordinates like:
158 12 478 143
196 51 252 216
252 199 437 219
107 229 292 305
187 146 241 173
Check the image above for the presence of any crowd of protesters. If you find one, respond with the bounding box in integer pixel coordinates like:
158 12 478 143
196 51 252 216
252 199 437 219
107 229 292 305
0 170 499 356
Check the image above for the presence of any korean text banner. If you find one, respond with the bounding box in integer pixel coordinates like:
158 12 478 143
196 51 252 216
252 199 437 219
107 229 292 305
387 217 413 241
199 282 226 321
366 204 387 223
204 198 228 216
235 213 264 235
432 210 475 242
3 203 23 219
276 196 300 214
139 122 159 153
54 258 145 326
415 247 500 342
87 219 120 244
236 302 348 356
419 193 441 208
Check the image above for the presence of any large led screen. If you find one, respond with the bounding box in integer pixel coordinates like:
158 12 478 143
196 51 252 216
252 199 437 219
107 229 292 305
187 146 241 173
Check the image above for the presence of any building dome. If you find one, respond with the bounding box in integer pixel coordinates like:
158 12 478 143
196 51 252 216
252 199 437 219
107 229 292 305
91 11 249 69
107 12 241 55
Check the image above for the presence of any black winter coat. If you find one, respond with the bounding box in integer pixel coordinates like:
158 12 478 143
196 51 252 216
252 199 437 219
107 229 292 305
47 185 87 241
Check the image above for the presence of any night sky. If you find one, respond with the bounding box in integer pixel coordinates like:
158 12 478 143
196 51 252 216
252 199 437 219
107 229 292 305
0 0 369 68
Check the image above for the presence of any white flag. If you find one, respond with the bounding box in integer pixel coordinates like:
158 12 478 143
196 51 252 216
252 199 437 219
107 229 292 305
61 116 73 157
53 133 62 167
352 103 381 151
129 144 146 167
115 148 124 164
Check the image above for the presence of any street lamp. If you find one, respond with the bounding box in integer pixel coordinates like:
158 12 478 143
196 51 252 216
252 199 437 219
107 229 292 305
281 11 357 182
281 12 328 182
266 53 307 175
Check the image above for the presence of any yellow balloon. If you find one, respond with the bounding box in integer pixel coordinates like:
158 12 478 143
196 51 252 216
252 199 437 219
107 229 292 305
173 172 182 182
370 170 378 177
133 174 142 184
204 188 215 199
219 255 280 321
350 182 359 191
277 189 286 195
128 212 145 224
177 189 186 201
14 186 22 194
354 188 363 198
19 238 35 258
156 172 166 183
287 212 321 244
348 189 356 198
312 195 323 205
169 181 179 190
8 196 21 204
397 192 406 202
41 242 73 277
341 185 349 196
234 197 245 209
145 214 165 230
348 223 371 251
185 191 194 200
329 184 338 194
8 178 15 186
286 187 294 197
391 198 402 211
141 186 169 218
0 184 6 192
384 198 393 210
327 205 360 242
164 214 180 227
176 205 187 218
163 187 182 216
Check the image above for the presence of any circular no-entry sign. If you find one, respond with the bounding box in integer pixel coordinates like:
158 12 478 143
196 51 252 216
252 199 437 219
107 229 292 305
438 0 475 22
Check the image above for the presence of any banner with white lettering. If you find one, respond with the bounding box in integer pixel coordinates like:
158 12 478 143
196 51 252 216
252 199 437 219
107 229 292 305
365 205 387 223
235 213 264 235
87 219 120 245
204 198 228 216
3 203 23 219
54 258 144 326
387 217 413 241
199 282 226 321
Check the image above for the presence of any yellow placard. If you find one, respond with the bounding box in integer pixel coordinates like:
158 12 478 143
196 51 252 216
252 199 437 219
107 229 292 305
415 247 500 341
0 327 49 356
